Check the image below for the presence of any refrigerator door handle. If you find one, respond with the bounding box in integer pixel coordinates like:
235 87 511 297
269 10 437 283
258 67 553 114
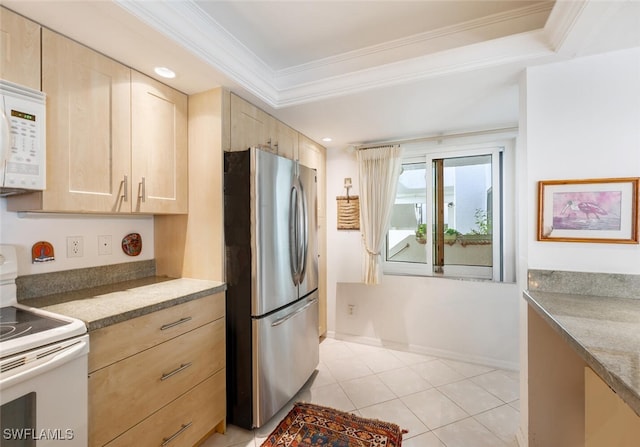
289 184 299 285
297 177 308 282
270 297 319 327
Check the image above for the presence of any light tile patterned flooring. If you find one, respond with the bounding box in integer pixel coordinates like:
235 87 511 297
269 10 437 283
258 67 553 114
202 337 520 447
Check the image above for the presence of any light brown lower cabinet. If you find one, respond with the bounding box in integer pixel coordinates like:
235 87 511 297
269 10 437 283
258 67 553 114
105 370 225 447
585 367 640 447
88 293 226 446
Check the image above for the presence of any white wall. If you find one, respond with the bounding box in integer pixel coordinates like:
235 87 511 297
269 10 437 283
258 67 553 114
336 276 519 369
326 47 640 378
326 146 520 369
526 47 640 274
0 200 154 276
326 147 362 332
518 46 640 446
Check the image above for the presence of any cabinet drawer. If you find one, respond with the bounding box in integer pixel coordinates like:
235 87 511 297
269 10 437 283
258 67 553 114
89 319 225 446
89 292 224 372
105 369 225 447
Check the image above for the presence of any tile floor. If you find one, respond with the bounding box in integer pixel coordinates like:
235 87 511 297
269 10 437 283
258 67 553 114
201 337 521 447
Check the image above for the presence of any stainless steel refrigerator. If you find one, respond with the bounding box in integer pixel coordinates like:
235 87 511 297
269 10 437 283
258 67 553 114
224 147 319 429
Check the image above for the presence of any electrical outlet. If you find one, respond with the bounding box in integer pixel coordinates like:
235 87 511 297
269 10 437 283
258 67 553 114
67 236 84 258
98 235 112 255
348 304 356 316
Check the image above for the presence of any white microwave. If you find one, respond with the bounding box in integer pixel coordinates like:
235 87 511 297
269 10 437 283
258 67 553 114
0 79 46 196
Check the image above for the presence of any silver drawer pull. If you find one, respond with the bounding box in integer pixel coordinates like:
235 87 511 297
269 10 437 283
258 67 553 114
161 422 192 446
160 362 192 381
160 317 192 331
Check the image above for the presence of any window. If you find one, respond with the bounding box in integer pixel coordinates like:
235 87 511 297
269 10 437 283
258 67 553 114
384 139 513 281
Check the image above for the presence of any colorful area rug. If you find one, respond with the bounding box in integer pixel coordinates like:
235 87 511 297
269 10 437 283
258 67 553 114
260 402 406 447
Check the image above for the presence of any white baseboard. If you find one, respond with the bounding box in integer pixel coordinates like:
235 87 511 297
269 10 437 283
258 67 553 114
331 332 520 371
516 426 527 446
324 330 337 339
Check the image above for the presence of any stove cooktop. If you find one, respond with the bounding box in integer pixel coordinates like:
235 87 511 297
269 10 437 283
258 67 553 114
0 306 70 342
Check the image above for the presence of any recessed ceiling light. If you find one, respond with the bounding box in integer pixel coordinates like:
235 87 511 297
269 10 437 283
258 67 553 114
322 137 332 142
154 67 176 79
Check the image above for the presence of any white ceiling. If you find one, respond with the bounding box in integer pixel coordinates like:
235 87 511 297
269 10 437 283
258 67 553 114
4 1 640 149
194 1 549 70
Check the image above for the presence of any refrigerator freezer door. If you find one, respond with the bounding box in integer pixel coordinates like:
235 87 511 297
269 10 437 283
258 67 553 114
252 291 319 428
297 163 318 298
253 149 299 316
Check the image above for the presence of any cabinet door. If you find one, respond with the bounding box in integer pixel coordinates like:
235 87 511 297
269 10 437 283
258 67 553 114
585 367 640 447
298 134 326 218
0 7 40 90
230 93 271 151
41 29 131 213
275 121 299 160
131 71 188 214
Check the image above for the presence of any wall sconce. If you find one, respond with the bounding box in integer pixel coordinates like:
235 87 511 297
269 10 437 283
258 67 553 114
344 177 352 200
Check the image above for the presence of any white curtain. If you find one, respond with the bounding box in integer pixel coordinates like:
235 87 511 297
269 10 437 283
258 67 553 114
357 145 404 284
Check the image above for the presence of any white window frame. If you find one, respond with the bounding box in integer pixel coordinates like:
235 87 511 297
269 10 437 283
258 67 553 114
382 137 515 282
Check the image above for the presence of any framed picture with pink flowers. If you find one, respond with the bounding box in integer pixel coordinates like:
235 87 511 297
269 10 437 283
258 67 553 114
537 177 639 243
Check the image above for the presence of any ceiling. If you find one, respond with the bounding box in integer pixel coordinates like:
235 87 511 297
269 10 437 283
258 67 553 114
4 1 640 149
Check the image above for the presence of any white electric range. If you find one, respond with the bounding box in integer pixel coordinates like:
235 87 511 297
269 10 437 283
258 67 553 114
0 244 89 446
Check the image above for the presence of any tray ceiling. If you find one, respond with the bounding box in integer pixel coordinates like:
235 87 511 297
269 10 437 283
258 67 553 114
4 0 639 147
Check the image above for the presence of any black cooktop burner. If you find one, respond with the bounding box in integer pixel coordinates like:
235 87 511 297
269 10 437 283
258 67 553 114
0 306 70 342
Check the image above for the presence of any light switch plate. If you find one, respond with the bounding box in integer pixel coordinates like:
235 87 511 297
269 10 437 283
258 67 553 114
98 235 112 255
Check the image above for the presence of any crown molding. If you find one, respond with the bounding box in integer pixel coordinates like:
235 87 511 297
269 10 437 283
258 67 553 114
276 1 554 79
544 0 589 52
115 0 558 108
275 31 554 107
115 0 279 105
545 0 636 58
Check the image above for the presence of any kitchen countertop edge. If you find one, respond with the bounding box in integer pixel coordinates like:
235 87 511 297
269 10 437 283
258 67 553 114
25 278 226 332
524 289 640 417
85 281 227 331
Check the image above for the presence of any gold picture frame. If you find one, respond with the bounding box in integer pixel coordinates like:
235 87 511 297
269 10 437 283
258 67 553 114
537 177 639 243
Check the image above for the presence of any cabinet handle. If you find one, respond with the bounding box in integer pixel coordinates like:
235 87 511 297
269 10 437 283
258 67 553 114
122 175 128 202
160 362 192 381
161 422 192 446
160 317 192 331
138 177 146 202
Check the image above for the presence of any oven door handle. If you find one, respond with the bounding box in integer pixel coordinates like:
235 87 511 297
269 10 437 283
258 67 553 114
0 338 89 390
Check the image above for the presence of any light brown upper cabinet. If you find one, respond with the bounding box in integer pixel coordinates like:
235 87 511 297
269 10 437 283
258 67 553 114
0 7 41 90
230 93 272 152
8 29 187 214
229 93 299 159
273 120 299 160
131 72 188 214
298 134 326 219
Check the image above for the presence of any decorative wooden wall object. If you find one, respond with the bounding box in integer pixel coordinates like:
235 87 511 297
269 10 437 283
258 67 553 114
336 196 360 230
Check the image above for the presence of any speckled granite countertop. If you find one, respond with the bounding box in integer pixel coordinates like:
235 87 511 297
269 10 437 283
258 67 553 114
20 276 226 331
524 289 640 416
